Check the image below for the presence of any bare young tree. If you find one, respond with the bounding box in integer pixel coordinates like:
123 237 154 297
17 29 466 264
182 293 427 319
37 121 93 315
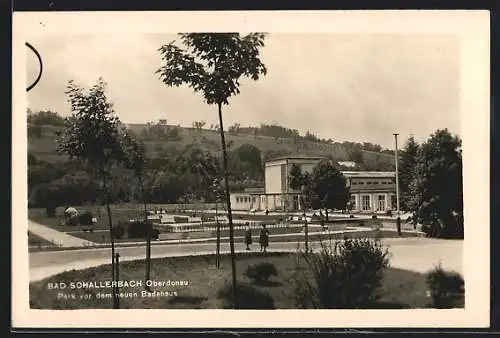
58 78 126 309
156 33 267 308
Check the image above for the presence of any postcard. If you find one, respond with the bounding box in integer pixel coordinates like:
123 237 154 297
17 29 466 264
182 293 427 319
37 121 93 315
12 10 490 328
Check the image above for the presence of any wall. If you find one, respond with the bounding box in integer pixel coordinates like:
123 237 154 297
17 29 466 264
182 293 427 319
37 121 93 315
264 161 285 194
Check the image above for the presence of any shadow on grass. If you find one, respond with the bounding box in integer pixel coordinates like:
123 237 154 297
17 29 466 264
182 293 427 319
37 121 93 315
253 280 283 287
168 295 208 305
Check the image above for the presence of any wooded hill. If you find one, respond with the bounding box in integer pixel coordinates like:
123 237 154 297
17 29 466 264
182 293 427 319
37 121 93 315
28 115 396 171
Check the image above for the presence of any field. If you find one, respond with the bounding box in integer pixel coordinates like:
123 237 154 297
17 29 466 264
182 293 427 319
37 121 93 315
28 123 395 168
29 252 456 309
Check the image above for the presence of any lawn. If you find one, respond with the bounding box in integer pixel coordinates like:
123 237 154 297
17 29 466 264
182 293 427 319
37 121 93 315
29 252 453 310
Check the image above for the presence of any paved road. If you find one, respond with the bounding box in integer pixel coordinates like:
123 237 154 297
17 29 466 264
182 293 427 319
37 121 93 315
29 238 463 282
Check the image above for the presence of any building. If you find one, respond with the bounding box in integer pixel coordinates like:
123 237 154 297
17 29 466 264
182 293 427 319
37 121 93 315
337 161 358 168
230 155 396 213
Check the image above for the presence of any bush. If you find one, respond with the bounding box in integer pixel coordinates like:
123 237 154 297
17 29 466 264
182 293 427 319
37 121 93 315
127 221 155 239
216 280 275 309
426 264 464 308
78 212 93 226
111 225 125 239
385 210 393 217
244 262 278 285
294 237 391 309
67 216 79 226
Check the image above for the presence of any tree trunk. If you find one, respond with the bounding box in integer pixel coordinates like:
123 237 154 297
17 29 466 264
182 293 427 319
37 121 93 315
304 216 309 253
325 208 329 222
101 166 118 309
217 102 238 309
142 177 152 291
215 201 221 269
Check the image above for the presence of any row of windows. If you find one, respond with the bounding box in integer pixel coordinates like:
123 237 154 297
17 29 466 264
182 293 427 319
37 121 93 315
351 194 389 211
235 196 268 204
351 180 393 185
235 196 257 204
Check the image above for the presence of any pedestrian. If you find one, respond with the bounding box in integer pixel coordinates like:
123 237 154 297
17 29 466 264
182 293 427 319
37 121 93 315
259 224 270 253
265 208 269 216
244 222 252 250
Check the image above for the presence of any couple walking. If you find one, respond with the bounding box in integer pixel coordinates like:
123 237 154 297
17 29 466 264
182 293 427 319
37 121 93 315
245 222 270 252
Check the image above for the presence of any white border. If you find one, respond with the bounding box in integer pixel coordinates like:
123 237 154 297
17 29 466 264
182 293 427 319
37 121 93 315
12 10 490 328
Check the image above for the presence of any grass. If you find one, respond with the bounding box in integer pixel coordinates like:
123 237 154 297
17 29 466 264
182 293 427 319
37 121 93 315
29 252 447 309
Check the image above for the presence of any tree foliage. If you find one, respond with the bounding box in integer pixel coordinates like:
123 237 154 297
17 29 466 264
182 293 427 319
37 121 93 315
310 159 350 219
399 135 420 211
57 78 127 171
408 129 463 238
157 33 267 106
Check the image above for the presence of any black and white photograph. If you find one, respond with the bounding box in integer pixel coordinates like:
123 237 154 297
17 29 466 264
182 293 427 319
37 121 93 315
12 11 489 328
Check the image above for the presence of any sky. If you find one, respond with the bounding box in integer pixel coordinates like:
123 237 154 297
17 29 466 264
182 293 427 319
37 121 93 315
26 33 460 149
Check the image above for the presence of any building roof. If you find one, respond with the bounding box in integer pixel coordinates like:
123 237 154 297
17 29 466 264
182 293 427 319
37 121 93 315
244 187 265 194
265 155 326 164
341 171 395 178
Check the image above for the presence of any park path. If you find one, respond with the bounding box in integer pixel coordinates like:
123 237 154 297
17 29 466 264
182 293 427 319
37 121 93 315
28 220 96 247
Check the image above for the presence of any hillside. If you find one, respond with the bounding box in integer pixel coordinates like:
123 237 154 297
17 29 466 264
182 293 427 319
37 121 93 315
28 123 396 170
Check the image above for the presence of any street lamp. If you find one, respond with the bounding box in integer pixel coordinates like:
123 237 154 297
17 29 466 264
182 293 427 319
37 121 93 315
393 133 401 236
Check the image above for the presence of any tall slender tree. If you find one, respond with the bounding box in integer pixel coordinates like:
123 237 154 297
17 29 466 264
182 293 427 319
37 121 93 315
156 33 267 308
121 130 151 288
57 78 126 309
194 151 225 268
288 164 313 252
399 135 420 211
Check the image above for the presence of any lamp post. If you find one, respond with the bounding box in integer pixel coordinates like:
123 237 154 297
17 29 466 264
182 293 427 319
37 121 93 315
393 133 401 236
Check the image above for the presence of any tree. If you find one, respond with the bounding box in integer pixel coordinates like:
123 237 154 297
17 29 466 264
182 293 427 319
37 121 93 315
347 148 364 164
121 130 152 288
288 164 314 252
310 159 350 222
399 136 420 211
27 109 65 126
232 144 263 180
57 78 126 308
156 33 267 308
195 152 225 268
408 129 463 239
192 120 206 131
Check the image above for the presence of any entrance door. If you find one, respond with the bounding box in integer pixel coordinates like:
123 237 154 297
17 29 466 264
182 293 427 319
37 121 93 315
377 195 386 211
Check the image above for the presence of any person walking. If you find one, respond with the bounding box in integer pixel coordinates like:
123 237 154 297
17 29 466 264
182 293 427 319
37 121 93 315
259 224 270 253
244 222 252 250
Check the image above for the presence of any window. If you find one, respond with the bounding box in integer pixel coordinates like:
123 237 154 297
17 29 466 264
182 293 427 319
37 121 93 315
362 195 371 211
349 195 356 210
366 181 372 185
377 195 386 211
